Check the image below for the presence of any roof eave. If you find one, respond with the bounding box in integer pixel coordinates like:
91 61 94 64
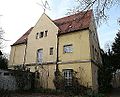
58 27 90 36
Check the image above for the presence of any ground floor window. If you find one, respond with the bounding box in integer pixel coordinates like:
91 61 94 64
63 69 73 86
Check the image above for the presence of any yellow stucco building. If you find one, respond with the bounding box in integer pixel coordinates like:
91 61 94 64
9 10 102 91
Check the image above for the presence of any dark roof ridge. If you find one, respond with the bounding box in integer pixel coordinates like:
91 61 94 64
11 10 93 46
54 9 92 22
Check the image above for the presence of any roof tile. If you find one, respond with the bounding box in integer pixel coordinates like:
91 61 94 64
12 10 92 46
12 27 33 46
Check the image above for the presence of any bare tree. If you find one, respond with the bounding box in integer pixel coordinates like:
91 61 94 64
67 0 120 25
0 27 5 49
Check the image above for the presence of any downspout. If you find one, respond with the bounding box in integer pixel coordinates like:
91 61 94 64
56 33 59 72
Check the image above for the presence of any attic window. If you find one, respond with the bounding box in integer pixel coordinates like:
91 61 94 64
63 44 73 53
36 33 39 39
39 32 44 38
45 30 48 37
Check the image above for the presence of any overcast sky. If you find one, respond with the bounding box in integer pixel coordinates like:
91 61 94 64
0 0 120 54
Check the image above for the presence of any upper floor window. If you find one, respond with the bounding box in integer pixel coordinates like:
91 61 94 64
39 32 44 38
36 33 39 39
36 30 48 39
45 30 48 37
50 47 53 55
63 44 73 53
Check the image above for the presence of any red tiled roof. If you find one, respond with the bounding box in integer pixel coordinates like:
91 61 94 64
12 27 33 46
54 10 92 34
12 10 92 46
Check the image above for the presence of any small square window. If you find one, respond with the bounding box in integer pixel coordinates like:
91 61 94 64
50 47 53 55
63 44 73 53
45 30 48 37
39 32 44 38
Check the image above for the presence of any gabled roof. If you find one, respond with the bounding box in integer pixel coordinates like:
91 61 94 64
54 10 92 34
12 10 92 46
12 27 33 46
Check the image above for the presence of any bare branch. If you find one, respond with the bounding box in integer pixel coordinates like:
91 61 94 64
67 0 120 25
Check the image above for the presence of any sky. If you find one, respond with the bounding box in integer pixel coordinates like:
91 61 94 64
0 0 120 55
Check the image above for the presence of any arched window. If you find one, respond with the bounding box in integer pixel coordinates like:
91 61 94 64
37 49 43 64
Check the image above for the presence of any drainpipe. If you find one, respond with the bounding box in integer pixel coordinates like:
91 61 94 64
55 32 59 76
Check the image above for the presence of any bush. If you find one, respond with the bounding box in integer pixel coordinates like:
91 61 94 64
0 89 11 97
33 88 65 95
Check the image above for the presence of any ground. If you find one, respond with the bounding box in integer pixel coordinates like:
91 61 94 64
109 88 120 97
11 93 64 97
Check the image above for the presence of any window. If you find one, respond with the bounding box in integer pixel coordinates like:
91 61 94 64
36 33 39 39
63 69 73 86
37 49 43 64
50 47 53 55
63 44 73 53
39 32 44 38
45 30 48 37
4 72 10 76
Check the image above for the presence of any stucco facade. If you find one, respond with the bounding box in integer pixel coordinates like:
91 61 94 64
9 10 101 91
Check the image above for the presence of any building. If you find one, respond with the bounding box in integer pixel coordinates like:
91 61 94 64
9 10 102 91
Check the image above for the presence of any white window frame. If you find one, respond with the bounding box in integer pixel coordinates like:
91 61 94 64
45 30 48 37
63 69 73 86
37 49 43 64
36 33 39 39
63 44 73 53
50 47 54 55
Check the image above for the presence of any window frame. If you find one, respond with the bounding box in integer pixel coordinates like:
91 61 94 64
63 44 73 53
45 30 48 37
39 32 44 38
37 48 43 64
63 69 73 86
36 33 39 39
50 47 54 55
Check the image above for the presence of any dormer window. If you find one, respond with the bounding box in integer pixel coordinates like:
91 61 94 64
39 32 44 38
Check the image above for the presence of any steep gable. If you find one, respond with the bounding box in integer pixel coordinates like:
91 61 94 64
11 27 33 46
12 10 92 46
